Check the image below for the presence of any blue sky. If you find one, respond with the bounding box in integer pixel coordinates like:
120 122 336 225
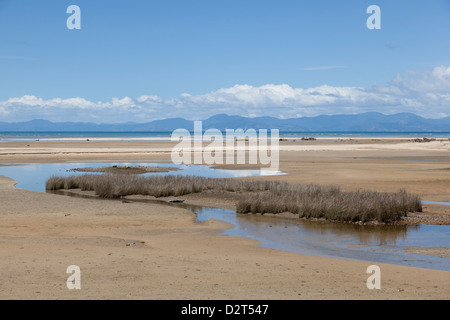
1 0 450 122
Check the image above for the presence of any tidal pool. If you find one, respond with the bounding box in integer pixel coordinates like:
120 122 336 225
0 162 285 193
192 206 450 271
422 200 450 206
0 162 449 271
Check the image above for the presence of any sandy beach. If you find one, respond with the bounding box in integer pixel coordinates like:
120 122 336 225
0 138 449 300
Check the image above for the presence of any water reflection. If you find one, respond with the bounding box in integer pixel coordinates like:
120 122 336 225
224 214 449 271
295 220 413 246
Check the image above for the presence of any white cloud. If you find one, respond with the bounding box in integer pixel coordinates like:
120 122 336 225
111 96 135 107
1 66 449 123
137 95 163 104
390 66 450 94
3 95 99 109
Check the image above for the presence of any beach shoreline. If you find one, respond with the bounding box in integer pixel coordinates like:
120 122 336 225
0 138 449 299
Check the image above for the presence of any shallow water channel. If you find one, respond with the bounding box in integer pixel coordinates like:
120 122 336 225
0 162 449 271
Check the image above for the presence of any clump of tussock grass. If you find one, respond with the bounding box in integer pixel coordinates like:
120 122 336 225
45 176 66 191
236 187 422 223
46 174 278 198
46 174 422 223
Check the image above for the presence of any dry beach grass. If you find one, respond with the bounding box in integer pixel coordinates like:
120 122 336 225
46 174 422 223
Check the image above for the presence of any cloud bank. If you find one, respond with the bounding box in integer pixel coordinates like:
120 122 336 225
1 66 450 123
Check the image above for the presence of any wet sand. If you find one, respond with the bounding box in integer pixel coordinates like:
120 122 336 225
0 138 449 299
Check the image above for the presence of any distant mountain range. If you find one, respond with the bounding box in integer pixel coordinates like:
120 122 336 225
1 112 450 132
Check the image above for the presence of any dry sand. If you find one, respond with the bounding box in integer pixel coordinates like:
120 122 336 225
0 138 449 300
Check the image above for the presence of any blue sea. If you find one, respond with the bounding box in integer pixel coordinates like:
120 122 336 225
1 131 450 141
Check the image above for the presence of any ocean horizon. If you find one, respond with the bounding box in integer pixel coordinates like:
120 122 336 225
1 131 450 141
